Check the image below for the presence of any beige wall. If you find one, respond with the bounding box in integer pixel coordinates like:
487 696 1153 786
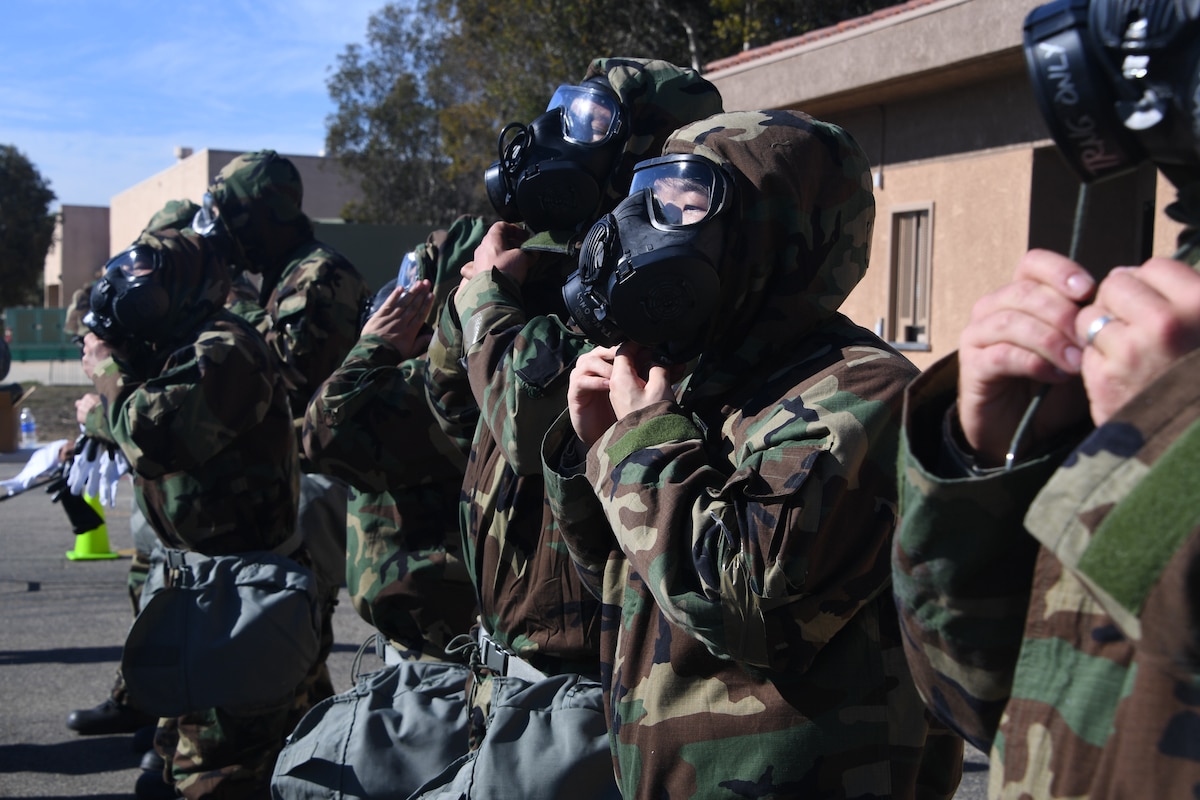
707 0 1188 368
841 147 1036 371
109 149 362 256
43 204 110 308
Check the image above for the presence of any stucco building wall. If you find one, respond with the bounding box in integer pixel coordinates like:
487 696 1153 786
42 204 110 309
705 0 1185 369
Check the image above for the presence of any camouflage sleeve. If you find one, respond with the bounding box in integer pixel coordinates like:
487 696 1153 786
423 289 477 457
93 331 276 479
266 249 370 419
302 334 465 493
455 269 594 475
891 354 1066 750
583 374 903 674
541 410 611 598
82 398 115 444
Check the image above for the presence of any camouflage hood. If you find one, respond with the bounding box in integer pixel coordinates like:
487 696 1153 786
135 228 232 344
208 150 313 280
143 198 201 235
583 57 724 218
667 110 876 399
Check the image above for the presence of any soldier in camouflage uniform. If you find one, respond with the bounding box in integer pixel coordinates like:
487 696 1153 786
892 232 1200 796
302 214 486 661
206 150 372 702
424 60 723 773
65 197 204 743
80 228 307 799
543 110 963 799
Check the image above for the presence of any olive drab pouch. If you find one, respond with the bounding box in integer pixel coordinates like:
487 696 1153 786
121 547 321 717
270 638 471 800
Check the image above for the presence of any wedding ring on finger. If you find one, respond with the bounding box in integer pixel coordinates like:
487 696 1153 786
1085 314 1115 347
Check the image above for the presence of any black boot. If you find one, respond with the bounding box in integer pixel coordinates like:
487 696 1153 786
66 698 156 735
134 767 177 800
132 723 157 753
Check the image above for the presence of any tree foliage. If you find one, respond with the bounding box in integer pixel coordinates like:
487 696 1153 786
0 145 56 308
326 0 899 224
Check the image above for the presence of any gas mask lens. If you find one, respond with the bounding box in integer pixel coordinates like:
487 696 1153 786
546 84 622 145
192 192 219 236
113 247 160 279
395 250 421 291
629 156 728 227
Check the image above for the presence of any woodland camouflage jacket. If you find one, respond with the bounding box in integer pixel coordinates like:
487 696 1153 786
91 231 299 556
893 244 1200 798
542 111 962 800
302 216 485 658
423 58 724 672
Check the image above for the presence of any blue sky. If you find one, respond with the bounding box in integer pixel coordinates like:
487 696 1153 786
1 0 383 208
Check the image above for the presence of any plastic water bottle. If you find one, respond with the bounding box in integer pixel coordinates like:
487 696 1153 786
19 408 36 448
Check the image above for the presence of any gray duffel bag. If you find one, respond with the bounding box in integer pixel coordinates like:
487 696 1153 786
271 641 471 800
122 546 321 717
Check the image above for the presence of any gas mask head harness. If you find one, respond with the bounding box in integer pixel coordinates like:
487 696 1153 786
562 153 731 362
1023 0 1200 186
485 78 630 233
84 245 171 347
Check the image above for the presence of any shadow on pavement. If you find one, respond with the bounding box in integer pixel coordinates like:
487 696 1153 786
0 737 140 775
0 646 124 667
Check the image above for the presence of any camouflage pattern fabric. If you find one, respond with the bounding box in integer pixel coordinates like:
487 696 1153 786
64 285 94 340
90 231 298 556
209 150 371 433
423 58 724 677
144 198 200 235
893 242 1200 797
210 151 369 739
87 230 308 799
303 215 486 659
541 110 962 799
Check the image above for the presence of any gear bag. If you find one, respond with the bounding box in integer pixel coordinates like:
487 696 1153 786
121 546 321 717
270 638 471 800
410 671 619 800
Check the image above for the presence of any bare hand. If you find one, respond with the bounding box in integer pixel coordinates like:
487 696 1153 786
957 249 1093 465
81 333 112 382
1075 257 1200 425
360 279 435 358
472 221 536 285
609 342 674 420
568 346 619 447
75 392 101 426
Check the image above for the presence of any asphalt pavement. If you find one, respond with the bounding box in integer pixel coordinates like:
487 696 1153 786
0 448 990 799
0 449 378 799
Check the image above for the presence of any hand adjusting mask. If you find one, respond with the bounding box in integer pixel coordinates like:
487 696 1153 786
563 153 728 360
485 80 629 232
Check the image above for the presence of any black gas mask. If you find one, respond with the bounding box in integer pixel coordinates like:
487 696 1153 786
484 80 629 233
1023 0 1200 186
84 246 170 346
562 154 729 362
191 191 245 274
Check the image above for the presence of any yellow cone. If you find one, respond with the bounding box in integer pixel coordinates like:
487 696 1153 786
66 493 119 561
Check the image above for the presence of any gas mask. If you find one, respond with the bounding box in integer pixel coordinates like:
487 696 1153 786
84 245 170 346
484 80 629 233
562 154 730 361
191 191 244 273
1023 0 1200 185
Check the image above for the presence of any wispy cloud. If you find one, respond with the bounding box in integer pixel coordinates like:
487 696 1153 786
0 0 382 206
